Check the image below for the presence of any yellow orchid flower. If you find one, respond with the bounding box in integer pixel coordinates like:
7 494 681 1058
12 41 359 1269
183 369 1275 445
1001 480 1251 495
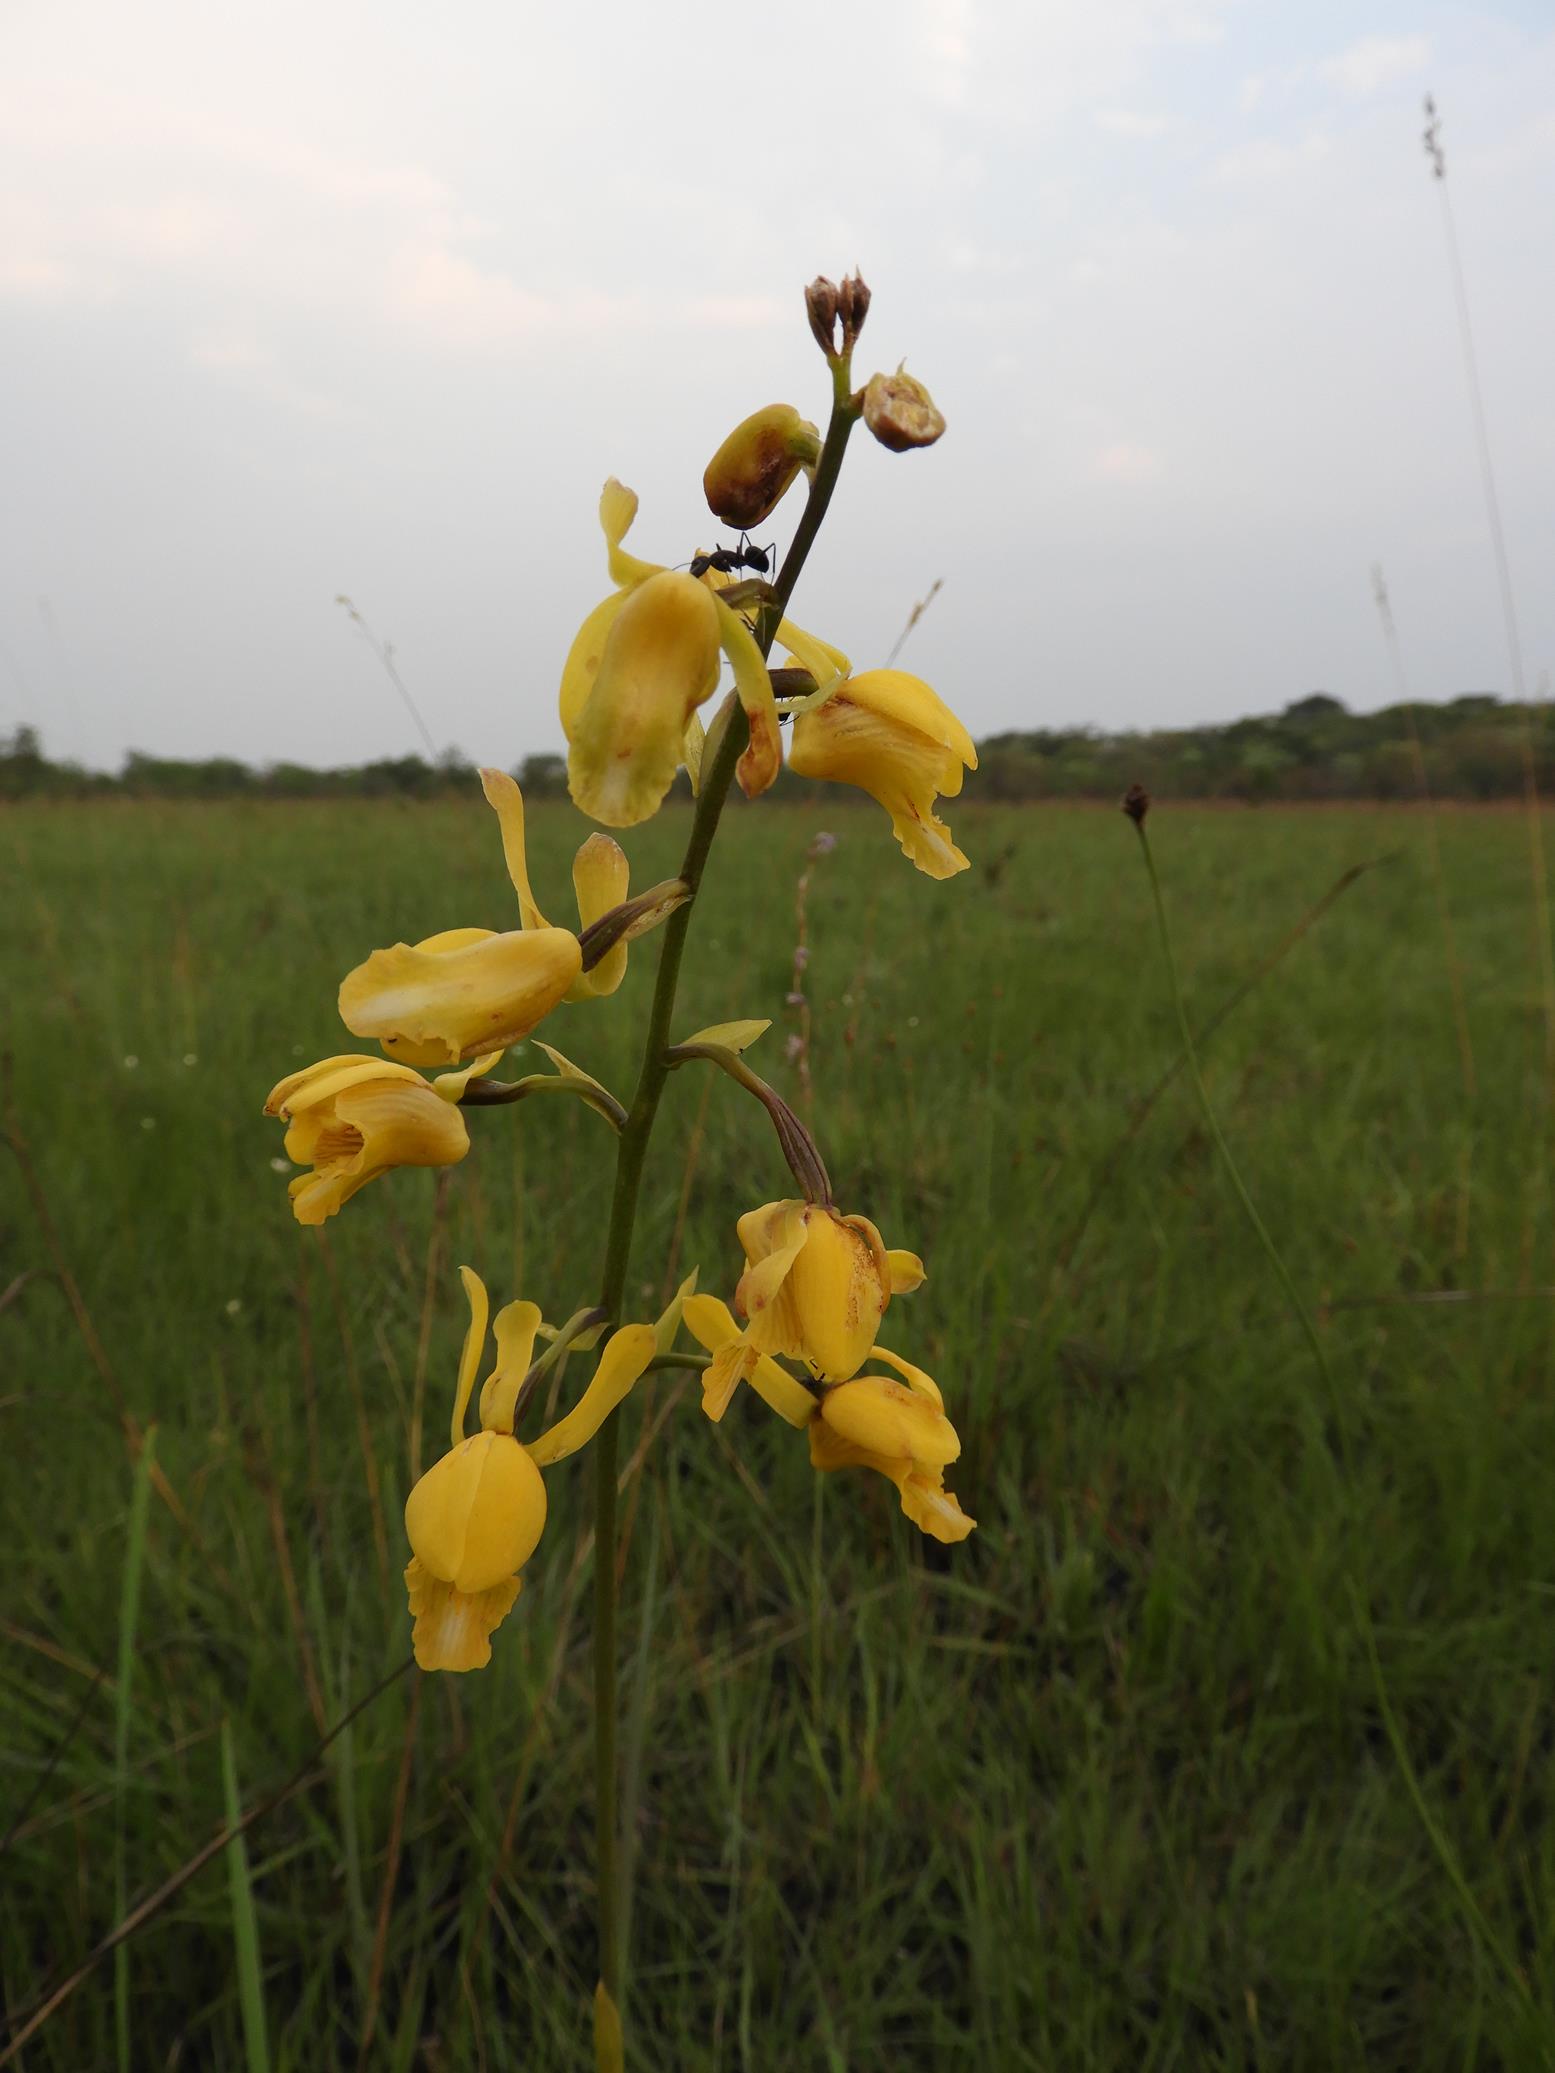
680 1293 817 1426
264 1053 490 1224
477 766 685 1003
808 1349 976 1544
787 669 977 880
404 1266 656 1672
558 479 844 829
339 924 580 1067
679 1296 973 1545
338 769 673 1065
732 1197 925 1383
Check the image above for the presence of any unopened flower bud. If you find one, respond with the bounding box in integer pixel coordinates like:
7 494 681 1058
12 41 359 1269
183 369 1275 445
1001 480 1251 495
703 404 822 530
806 275 840 354
862 367 946 452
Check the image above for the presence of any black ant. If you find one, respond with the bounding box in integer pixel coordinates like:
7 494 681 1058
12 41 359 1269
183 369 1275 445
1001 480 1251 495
688 534 773 580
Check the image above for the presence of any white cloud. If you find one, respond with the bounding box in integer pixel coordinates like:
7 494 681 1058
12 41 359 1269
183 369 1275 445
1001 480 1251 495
1095 108 1170 137
912 0 975 108
1094 440 1164 484
387 244 555 351
187 328 340 419
1210 130 1333 182
1320 35 1430 99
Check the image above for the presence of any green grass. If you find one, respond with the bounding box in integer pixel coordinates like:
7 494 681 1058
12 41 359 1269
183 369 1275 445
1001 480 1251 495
3 793 1555 2068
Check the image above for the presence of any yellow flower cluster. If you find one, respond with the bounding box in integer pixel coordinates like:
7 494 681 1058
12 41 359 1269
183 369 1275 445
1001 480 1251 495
266 331 977 1687
559 470 976 875
681 1198 975 1546
263 769 657 1222
403 1186 972 1675
404 1267 656 1670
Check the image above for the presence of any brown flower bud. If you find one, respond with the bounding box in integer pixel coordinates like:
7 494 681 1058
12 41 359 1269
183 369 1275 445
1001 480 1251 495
806 276 840 355
836 272 871 349
862 366 946 452
1121 783 1150 825
703 404 822 530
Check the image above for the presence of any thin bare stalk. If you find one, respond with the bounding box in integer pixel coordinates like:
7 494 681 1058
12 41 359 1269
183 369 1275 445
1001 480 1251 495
1371 565 1477 1103
1424 104 1555 1090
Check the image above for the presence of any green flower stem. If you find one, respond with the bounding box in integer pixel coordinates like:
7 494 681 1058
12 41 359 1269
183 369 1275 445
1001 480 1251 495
587 364 861 2050
663 1041 833 1204
643 1351 711 1375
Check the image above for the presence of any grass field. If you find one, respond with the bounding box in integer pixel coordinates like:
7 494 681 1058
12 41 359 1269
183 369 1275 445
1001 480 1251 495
5 792 1555 2069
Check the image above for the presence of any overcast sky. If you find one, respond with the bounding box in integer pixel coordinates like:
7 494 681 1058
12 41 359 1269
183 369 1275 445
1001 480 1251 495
4 0 1552 770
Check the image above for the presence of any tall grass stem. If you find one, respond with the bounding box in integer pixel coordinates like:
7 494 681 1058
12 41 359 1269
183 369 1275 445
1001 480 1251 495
113 1425 157 2073
220 1718 273 2073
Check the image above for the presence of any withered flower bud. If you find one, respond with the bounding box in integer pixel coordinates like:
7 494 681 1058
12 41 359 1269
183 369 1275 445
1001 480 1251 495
1121 783 1150 825
862 366 946 452
703 404 822 530
806 276 840 355
836 272 871 349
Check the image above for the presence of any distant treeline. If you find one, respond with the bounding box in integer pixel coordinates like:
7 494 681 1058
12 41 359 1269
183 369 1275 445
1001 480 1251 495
4 694 1554 806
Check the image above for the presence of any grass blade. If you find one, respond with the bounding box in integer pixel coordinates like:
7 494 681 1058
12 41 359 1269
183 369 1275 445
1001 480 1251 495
221 1718 272 2073
114 1426 157 2073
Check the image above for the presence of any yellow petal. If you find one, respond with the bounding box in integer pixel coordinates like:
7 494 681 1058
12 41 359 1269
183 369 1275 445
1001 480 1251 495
265 1054 424 1117
819 1376 960 1468
683 712 705 794
480 1298 544 1434
806 1427 975 1542
808 1419 894 1477
868 1342 945 1410
560 589 631 741
886 1249 926 1295
404 1431 547 1593
787 670 975 881
339 928 582 1065
572 832 629 926
282 1077 470 1226
599 477 661 589
432 1049 506 1102
773 617 850 711
567 832 631 999
701 1340 754 1421
681 1293 815 1427
734 1200 810 1360
568 572 721 828
843 670 976 770
449 1265 490 1450
415 926 498 954
714 596 782 802
653 1269 700 1357
405 1556 522 1673
525 1323 657 1466
478 768 548 931
897 1471 975 1543
785 1210 889 1383
775 617 850 687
